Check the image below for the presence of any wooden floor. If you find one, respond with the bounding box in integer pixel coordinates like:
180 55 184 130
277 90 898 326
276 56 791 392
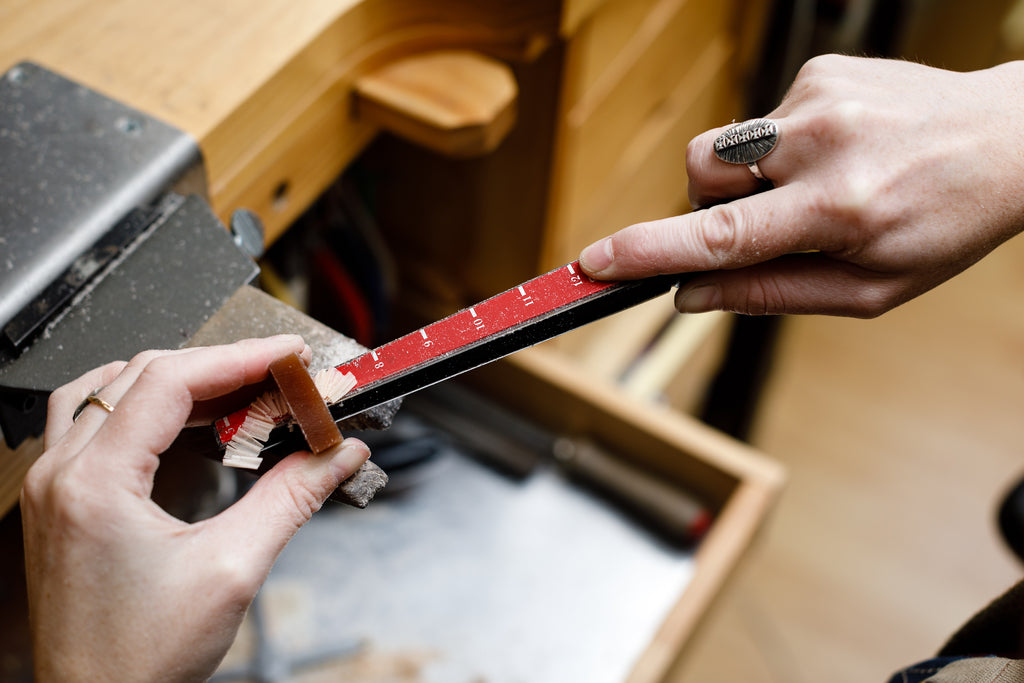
666 235 1024 682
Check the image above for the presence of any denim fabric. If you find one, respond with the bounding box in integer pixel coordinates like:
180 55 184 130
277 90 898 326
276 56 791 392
888 657 972 683
885 581 1024 683
888 656 1024 683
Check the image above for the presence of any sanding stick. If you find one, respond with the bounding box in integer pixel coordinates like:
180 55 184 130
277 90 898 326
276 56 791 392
175 285 394 507
267 352 387 508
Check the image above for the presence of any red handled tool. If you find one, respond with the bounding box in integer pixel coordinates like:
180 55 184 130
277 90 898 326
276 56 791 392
181 261 689 462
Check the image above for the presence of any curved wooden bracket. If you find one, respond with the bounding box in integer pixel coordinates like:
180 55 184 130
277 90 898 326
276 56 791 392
354 50 517 158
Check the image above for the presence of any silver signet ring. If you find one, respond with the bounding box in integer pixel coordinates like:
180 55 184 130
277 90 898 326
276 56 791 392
713 118 779 181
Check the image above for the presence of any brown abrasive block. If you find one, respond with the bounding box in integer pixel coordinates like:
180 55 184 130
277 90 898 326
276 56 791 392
269 352 343 454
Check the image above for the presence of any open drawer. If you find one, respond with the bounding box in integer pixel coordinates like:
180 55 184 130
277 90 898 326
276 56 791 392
223 340 783 683
465 345 785 682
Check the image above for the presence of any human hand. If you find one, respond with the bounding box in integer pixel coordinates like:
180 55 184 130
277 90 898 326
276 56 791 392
20 336 370 682
580 55 1024 316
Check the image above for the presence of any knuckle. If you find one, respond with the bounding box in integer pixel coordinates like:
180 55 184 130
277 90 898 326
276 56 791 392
685 133 714 177
127 348 165 368
828 173 880 221
280 469 326 523
141 353 176 376
209 553 261 607
130 364 164 396
794 53 847 86
685 135 702 163
852 285 901 319
816 175 892 251
693 205 741 267
738 273 781 316
48 466 80 506
133 354 182 391
23 461 95 528
47 385 72 413
20 461 49 507
830 98 869 133
799 98 868 154
610 223 663 272
288 487 322 522
128 355 196 422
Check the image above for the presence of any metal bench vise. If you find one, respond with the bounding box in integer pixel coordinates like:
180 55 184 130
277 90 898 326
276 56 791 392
0 62 396 453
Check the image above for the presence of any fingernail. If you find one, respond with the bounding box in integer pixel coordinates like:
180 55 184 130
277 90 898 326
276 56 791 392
580 238 613 276
265 333 303 344
328 438 370 475
676 284 720 313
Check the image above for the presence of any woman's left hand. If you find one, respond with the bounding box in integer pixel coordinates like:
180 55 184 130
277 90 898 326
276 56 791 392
21 335 370 682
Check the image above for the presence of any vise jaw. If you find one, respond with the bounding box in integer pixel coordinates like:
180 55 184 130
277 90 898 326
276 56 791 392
0 62 258 447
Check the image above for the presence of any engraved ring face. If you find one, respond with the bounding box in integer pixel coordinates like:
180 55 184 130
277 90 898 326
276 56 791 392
714 119 779 165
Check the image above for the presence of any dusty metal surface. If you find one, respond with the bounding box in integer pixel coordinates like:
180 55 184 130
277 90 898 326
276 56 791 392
0 62 232 446
0 195 258 394
188 285 400 431
0 61 203 332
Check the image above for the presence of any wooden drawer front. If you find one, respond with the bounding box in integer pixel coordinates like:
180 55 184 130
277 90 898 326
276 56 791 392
561 0 610 36
560 0 664 102
544 0 738 267
578 38 736 247
546 34 738 268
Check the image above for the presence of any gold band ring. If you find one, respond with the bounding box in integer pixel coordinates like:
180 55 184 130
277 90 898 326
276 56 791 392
73 388 116 421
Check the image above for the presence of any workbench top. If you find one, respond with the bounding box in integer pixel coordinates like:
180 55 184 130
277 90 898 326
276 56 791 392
0 0 559 240
0 4 784 681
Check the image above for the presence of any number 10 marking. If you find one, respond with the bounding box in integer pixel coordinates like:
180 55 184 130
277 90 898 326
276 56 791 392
469 308 484 331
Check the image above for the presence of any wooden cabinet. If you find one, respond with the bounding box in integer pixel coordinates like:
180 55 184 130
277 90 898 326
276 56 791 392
362 0 769 396
362 2 783 678
543 0 769 385
0 1 783 680
544 0 741 267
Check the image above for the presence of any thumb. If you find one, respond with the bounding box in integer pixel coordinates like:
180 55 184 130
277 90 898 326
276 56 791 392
208 439 371 568
579 184 823 280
